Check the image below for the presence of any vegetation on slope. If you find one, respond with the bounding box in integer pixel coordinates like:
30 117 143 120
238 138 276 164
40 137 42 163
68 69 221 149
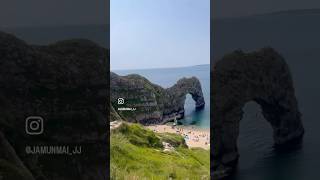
110 123 210 180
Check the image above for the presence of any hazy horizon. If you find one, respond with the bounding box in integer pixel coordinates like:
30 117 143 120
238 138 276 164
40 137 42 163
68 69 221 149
111 0 210 70
112 63 209 71
213 7 320 20
214 0 320 18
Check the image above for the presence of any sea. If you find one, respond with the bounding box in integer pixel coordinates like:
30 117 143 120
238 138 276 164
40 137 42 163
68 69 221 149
114 64 210 129
214 11 320 180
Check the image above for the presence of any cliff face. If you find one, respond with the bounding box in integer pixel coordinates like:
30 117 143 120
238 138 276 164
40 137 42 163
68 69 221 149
0 32 108 180
212 48 304 178
110 72 205 124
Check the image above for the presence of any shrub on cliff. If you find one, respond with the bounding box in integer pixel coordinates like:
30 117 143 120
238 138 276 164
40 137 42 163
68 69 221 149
110 123 210 179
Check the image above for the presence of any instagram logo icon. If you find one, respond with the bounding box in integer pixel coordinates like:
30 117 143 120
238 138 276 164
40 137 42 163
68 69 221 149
25 116 44 135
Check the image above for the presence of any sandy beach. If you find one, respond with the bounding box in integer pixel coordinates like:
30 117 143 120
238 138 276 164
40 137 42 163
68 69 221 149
146 125 210 150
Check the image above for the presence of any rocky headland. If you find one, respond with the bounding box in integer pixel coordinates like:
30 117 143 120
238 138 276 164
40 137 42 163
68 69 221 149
110 72 205 124
0 31 108 180
0 31 304 179
212 48 304 179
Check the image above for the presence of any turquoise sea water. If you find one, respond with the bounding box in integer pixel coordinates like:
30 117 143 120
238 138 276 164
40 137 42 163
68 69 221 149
114 64 210 128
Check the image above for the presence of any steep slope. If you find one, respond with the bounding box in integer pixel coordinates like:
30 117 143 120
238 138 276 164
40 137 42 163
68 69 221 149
110 123 210 179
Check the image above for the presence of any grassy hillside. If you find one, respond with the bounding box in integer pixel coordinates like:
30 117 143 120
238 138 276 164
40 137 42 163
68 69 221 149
110 123 210 180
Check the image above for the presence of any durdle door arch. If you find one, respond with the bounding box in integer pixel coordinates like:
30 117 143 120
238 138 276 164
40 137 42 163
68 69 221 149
166 77 206 114
212 48 304 178
110 73 206 124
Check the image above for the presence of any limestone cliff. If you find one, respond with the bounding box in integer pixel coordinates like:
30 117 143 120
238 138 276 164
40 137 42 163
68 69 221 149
110 72 205 124
0 31 108 180
212 48 304 179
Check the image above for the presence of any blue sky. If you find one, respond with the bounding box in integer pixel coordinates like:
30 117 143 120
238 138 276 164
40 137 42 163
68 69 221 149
111 0 210 70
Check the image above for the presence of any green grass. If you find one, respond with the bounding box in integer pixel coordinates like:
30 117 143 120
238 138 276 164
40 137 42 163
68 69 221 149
110 123 210 180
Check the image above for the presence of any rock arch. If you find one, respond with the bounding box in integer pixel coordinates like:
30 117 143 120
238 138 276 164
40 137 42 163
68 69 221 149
212 48 304 178
110 73 205 124
165 77 205 115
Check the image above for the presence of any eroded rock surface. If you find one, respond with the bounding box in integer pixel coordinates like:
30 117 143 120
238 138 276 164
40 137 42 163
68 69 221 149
110 72 205 124
212 48 304 178
0 31 108 180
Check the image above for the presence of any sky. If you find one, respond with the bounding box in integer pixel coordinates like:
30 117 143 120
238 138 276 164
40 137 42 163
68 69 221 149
0 0 108 27
111 0 210 70
214 0 320 18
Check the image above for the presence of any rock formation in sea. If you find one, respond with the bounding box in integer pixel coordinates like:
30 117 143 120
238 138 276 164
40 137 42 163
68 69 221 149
212 48 304 179
0 31 108 179
110 72 205 124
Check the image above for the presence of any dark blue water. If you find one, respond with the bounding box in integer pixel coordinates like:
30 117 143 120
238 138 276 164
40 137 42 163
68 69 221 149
214 12 320 180
230 84 319 180
114 64 210 128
